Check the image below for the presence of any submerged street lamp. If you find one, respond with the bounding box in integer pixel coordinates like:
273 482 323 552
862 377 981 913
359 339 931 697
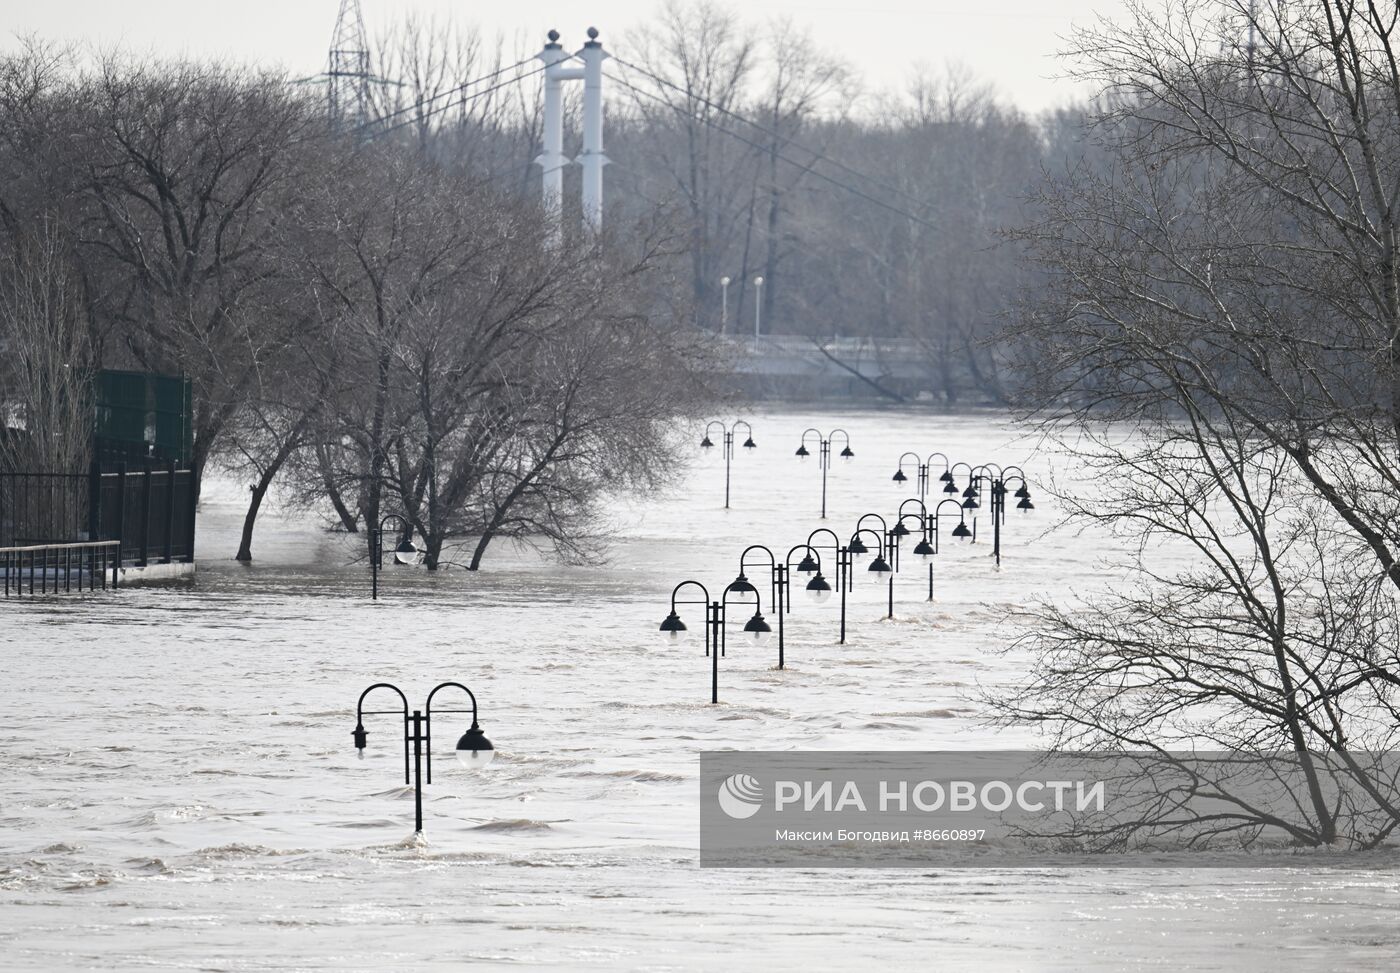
986 466 1034 566
660 579 770 704
796 428 854 519
854 513 896 620
371 513 418 600
700 420 756 509
891 451 952 505
805 528 852 643
732 543 827 670
351 681 495 834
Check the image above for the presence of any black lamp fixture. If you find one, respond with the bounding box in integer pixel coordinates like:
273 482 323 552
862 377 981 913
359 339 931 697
893 450 954 504
351 681 494 834
659 578 770 704
796 428 853 518
700 420 756 509
371 513 415 601
807 527 854 643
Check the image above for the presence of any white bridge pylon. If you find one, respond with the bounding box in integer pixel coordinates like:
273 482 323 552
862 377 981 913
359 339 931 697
536 27 608 242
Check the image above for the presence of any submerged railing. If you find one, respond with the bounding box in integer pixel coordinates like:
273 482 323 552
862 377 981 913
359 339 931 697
1 540 121 597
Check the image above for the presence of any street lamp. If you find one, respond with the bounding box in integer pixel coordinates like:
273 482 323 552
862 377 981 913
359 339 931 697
985 466 1034 566
931 497 973 550
659 579 770 704
854 513 896 619
753 275 765 345
897 498 935 600
805 527 852 643
351 681 495 834
720 275 731 333
371 513 418 600
796 428 854 519
892 452 952 505
700 420 756 509
732 543 827 670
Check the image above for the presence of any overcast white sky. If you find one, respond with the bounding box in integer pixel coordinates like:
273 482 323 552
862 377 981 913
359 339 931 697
0 0 1123 112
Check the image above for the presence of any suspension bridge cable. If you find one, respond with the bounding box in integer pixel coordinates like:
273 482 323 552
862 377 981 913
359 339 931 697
605 65 940 231
355 55 538 132
369 62 549 138
610 54 937 218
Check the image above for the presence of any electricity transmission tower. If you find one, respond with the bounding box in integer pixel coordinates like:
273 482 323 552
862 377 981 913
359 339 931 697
327 0 371 128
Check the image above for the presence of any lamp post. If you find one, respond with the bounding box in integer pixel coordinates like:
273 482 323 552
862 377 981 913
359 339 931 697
806 529 845 644
854 513 895 620
896 498 935 600
720 275 731 333
796 428 854 519
351 681 495 834
892 452 953 505
930 497 973 560
659 579 771 704
732 543 827 670
985 467 1034 566
371 513 419 600
700 420 756 509
753 274 764 346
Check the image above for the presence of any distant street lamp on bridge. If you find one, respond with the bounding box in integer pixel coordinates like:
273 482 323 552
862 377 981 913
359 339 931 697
753 275 765 346
720 275 731 333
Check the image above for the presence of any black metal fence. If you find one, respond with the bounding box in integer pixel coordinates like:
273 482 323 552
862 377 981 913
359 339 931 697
0 461 196 568
2 540 121 596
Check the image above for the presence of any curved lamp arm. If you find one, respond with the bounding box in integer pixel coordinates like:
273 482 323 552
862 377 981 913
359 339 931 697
669 579 711 610
855 512 888 534
828 429 851 447
731 419 754 439
353 682 410 783
925 452 951 474
426 681 480 727
898 498 928 520
850 526 884 554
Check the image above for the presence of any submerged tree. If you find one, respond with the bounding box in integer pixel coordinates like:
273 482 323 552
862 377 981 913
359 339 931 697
998 0 1400 848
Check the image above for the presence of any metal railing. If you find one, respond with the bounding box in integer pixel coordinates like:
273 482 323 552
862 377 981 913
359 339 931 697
1 540 121 597
0 461 195 567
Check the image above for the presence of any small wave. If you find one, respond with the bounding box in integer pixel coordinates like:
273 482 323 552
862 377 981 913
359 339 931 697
39 842 82 854
564 769 686 783
471 819 557 833
194 843 299 859
123 857 173 875
60 872 117 891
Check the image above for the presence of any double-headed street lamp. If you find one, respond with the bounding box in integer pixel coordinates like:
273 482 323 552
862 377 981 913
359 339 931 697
351 681 495 834
892 452 953 505
795 428 853 519
659 579 772 704
700 420 756 509
371 513 420 600
982 465 1034 565
730 543 829 670
801 528 849 643
852 514 897 619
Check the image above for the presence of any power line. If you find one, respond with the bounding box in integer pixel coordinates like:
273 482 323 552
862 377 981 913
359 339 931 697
610 53 938 221
368 62 549 139
606 64 940 231
360 55 539 134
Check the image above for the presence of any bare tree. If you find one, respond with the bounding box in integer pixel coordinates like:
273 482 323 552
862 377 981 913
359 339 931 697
997 0 1400 845
0 221 94 475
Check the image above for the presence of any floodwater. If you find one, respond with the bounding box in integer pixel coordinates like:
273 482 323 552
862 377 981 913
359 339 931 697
2 408 1398 971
